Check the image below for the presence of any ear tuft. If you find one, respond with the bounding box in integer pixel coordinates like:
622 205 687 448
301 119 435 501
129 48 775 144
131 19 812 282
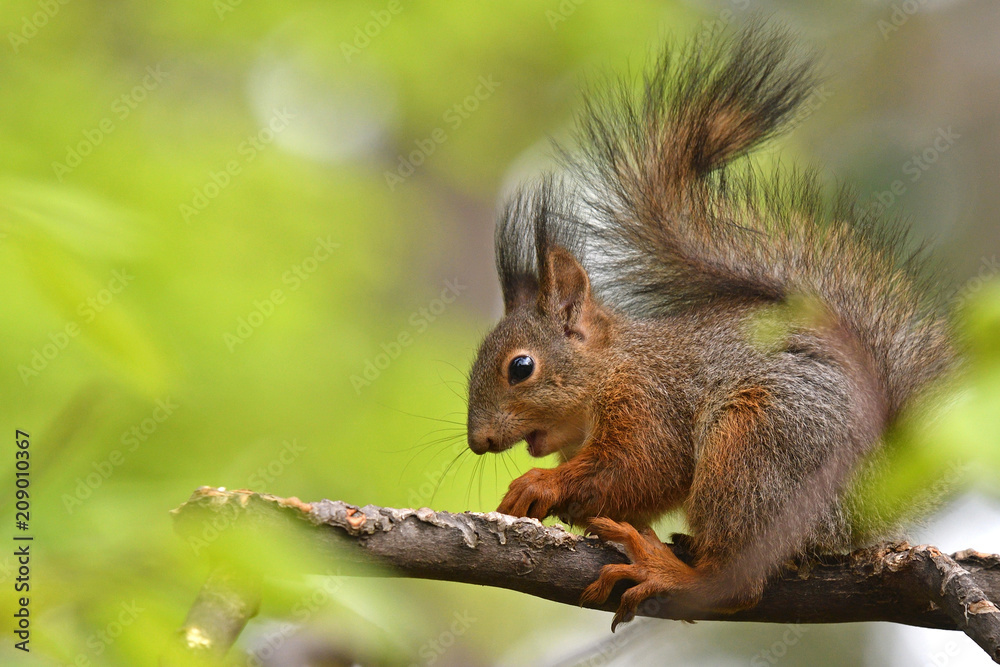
502 275 539 313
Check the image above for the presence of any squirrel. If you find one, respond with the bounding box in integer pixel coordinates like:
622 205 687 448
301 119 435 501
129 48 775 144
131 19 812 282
464 24 956 629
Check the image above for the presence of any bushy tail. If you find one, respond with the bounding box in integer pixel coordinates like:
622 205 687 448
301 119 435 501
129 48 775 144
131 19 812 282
558 23 956 416
573 22 815 195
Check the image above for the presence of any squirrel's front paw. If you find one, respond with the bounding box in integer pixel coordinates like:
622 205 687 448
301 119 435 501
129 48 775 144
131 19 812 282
497 467 562 520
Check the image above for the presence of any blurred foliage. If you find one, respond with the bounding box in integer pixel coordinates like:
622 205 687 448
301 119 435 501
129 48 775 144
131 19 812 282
0 0 997 665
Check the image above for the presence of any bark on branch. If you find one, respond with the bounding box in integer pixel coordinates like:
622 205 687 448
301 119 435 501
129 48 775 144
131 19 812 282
170 487 1000 663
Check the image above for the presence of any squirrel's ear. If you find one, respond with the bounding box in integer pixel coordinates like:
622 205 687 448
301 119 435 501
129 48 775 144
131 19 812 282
538 246 592 337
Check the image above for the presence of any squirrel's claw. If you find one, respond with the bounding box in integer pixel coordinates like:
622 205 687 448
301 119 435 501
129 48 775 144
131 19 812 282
588 518 659 559
612 581 661 631
580 563 641 606
582 562 664 632
497 467 561 520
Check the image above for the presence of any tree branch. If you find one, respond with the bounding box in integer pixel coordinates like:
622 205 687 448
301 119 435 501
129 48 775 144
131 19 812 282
909 547 1000 662
171 487 1000 662
162 566 260 666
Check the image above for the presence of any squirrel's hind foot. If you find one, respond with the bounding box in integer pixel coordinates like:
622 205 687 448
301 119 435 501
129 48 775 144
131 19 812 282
581 518 698 630
581 518 762 630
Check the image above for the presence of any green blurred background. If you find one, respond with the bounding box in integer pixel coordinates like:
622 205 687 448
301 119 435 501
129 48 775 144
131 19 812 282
2 0 999 665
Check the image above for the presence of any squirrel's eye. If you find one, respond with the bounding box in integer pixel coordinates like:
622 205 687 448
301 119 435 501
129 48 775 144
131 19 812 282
507 355 535 385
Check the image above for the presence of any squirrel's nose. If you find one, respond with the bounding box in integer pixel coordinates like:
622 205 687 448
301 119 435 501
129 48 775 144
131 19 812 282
468 429 496 455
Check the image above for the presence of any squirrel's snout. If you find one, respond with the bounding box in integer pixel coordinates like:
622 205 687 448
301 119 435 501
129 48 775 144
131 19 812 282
468 428 496 455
